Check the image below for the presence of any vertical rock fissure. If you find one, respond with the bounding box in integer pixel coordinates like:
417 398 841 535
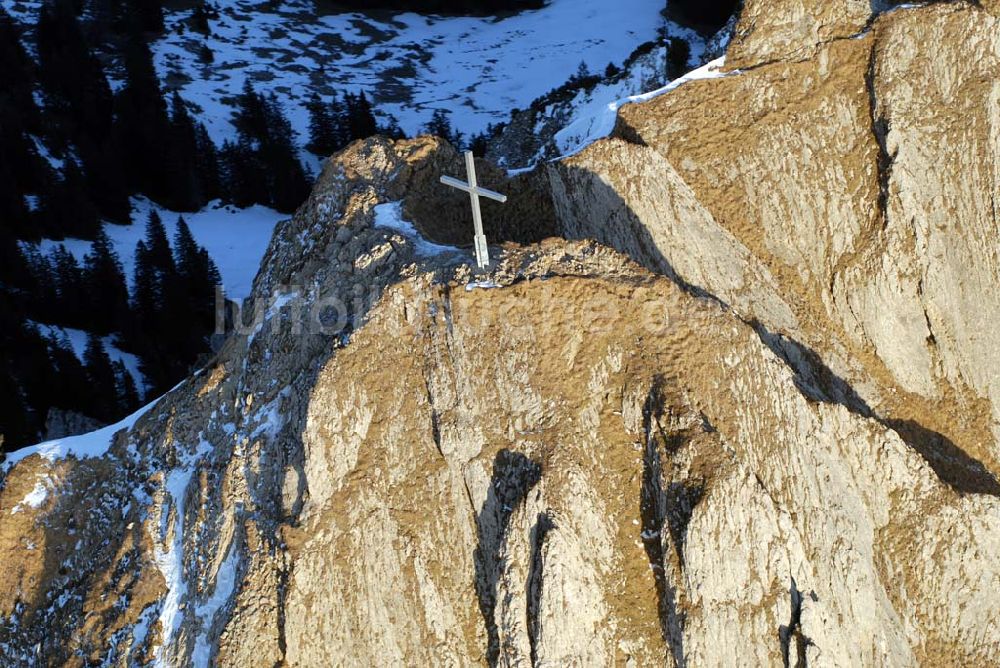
473 451 542 666
641 381 689 667
866 42 894 231
778 577 811 668
526 511 553 666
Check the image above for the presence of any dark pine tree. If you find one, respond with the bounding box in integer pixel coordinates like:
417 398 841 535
20 245 59 323
344 91 378 142
0 7 37 129
306 92 337 156
128 239 168 389
46 334 94 417
113 359 141 411
0 362 32 450
165 91 204 210
83 333 119 421
225 82 309 212
83 228 130 334
36 160 101 240
36 0 114 145
130 240 157 335
424 109 463 148
113 30 172 204
194 123 222 202
143 210 175 274
36 0 129 224
49 244 89 328
191 0 211 34
219 139 263 208
115 0 165 34
260 92 310 211
173 216 221 360
666 37 691 81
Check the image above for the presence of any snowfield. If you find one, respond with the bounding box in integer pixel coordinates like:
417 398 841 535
154 0 668 142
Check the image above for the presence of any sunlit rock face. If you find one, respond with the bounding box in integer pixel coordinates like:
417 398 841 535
3 1 1000 665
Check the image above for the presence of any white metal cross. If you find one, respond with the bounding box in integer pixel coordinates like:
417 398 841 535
440 151 507 269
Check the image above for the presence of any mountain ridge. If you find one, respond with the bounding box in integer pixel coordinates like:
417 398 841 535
3 0 1000 664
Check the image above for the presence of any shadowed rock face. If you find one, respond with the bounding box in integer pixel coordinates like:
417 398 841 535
2 1 1000 665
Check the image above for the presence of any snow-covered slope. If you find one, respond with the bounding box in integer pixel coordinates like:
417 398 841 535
35 197 282 301
30 323 148 395
154 0 666 143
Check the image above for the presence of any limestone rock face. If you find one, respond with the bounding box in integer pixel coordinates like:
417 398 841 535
3 1 1000 666
569 1 1000 488
725 0 871 69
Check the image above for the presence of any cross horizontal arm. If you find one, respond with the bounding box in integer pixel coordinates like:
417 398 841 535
439 176 509 203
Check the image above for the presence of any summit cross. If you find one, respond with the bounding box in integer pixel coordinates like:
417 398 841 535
440 151 507 269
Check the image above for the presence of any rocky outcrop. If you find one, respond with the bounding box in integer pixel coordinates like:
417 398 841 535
558 0 1000 490
725 0 871 69
43 408 103 441
2 1 1000 665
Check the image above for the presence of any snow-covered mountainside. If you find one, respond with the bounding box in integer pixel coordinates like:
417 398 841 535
5 0 1000 665
149 0 669 142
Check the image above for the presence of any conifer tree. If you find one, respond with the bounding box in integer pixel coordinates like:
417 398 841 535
191 0 211 34
117 0 165 34
49 245 88 328
306 92 337 156
83 229 130 334
113 359 141 411
83 334 118 421
666 37 691 81
378 114 406 141
194 123 222 202
37 0 114 145
0 7 39 132
165 91 203 210
130 240 158 336
35 0 128 225
46 334 93 416
36 161 100 240
174 216 221 333
0 364 31 450
113 30 172 202
143 210 175 273
225 82 309 211
345 91 378 141
424 109 463 148
20 245 59 323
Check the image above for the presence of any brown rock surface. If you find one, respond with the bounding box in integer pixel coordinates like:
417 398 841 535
2 1 1000 665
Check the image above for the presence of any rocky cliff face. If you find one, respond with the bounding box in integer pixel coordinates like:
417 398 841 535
3 2 1000 666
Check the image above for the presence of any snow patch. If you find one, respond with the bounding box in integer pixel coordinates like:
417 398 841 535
10 479 50 514
373 202 459 257
465 280 501 291
148 0 667 144
3 396 165 468
151 467 193 667
191 541 241 665
553 56 730 160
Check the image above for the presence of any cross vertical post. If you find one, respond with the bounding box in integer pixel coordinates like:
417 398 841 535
440 150 508 270
465 151 489 269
